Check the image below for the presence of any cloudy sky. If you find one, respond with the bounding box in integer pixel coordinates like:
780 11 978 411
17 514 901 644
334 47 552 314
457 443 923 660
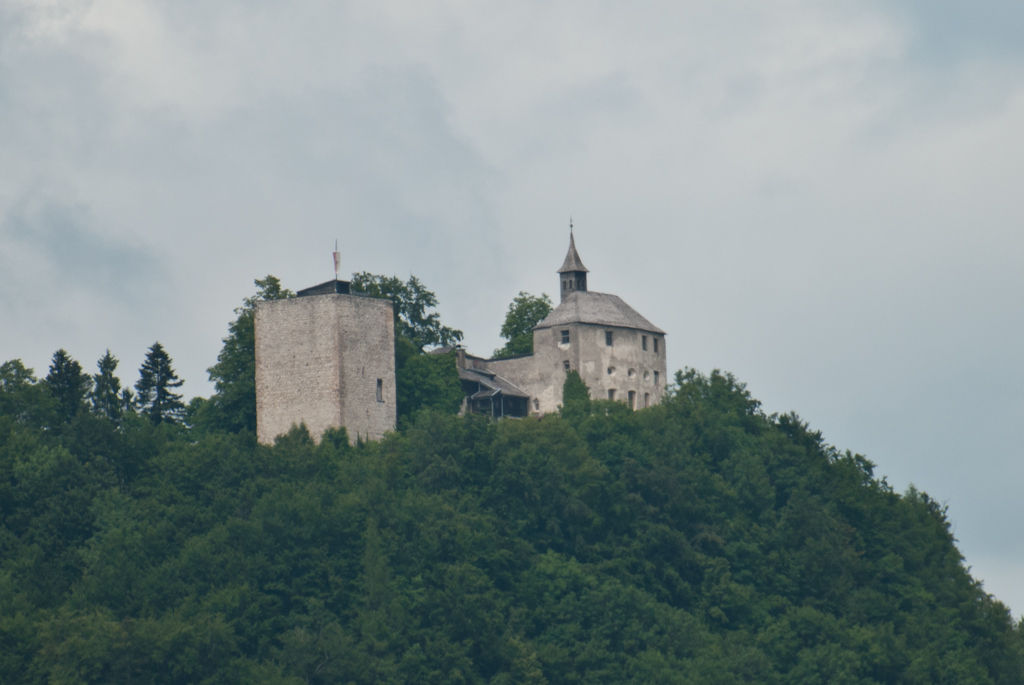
1 0 1022 614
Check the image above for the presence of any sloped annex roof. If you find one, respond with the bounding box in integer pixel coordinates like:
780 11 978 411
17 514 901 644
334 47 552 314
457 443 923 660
457 366 530 399
534 290 665 334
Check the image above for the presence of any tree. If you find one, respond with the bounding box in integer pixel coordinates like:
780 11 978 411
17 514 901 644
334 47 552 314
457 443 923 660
89 350 125 423
350 272 463 351
45 349 91 423
560 370 591 422
135 342 185 425
198 275 294 433
0 359 56 426
493 292 552 359
396 350 464 418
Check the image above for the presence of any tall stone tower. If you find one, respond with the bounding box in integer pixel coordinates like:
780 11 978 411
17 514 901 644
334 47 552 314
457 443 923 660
254 279 397 445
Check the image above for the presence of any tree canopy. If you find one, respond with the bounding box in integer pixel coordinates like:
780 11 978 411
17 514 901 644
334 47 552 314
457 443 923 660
0 355 1021 684
194 275 295 434
351 272 464 351
493 292 552 359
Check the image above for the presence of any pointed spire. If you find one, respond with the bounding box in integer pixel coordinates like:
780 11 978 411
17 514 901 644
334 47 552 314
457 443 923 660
558 225 589 274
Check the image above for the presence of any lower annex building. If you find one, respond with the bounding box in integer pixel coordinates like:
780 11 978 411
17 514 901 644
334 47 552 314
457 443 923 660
254 235 667 444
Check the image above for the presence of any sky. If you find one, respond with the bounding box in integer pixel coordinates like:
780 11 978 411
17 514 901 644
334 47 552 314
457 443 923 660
1 0 1022 616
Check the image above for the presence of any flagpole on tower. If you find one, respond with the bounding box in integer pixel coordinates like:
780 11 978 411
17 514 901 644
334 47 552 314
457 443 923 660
333 240 340 282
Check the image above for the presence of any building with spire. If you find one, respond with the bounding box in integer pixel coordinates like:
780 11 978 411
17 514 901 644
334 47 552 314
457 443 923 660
254 231 667 445
451 233 668 415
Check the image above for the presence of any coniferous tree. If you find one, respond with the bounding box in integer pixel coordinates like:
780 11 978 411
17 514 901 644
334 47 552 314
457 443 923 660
135 342 185 424
561 369 591 404
45 349 91 423
89 350 124 422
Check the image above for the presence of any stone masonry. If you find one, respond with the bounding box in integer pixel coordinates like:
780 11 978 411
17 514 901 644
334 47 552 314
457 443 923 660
255 287 396 445
460 234 667 415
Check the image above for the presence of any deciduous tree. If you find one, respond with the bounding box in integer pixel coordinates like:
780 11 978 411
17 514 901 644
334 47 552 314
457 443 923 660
351 272 463 351
493 292 552 359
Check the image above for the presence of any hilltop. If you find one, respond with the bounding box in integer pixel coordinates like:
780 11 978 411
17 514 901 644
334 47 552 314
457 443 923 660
1 361 1021 683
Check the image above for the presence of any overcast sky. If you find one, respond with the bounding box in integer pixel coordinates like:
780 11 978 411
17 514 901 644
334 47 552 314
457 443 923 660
1 0 1022 615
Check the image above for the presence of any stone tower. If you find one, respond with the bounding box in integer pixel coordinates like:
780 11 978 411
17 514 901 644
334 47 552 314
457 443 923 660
254 279 397 445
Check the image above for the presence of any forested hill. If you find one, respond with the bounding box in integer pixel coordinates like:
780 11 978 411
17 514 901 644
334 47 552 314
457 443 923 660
1 362 1021 684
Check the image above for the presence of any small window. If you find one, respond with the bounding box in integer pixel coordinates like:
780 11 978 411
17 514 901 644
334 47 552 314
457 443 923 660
644 392 650 408
605 331 613 346
561 330 570 344
533 399 540 411
376 379 384 403
653 338 659 354
627 368 636 378
642 335 648 351
654 371 660 386
607 389 616 400
563 360 570 371
607 366 615 376
628 390 636 409
644 371 650 381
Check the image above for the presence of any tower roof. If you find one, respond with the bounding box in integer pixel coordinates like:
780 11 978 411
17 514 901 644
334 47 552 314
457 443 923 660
557 233 589 274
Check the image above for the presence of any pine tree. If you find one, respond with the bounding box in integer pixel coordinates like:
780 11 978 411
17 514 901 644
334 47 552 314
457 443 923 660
89 350 124 422
45 349 91 423
135 342 185 425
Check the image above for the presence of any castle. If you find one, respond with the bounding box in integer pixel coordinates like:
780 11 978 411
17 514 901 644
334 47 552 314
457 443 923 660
254 235 667 444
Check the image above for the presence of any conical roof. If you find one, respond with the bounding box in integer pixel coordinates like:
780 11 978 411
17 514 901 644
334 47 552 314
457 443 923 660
557 233 589 273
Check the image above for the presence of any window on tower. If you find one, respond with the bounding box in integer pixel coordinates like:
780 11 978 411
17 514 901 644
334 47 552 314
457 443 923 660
561 330 570 344
642 335 648 351
605 331 613 346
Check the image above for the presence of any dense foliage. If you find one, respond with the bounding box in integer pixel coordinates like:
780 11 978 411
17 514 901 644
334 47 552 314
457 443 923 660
1 353 1020 683
350 273 464 352
191 276 295 434
493 292 552 359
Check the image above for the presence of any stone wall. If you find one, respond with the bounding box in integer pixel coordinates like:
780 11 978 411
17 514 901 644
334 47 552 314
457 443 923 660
255 294 396 445
486 324 667 414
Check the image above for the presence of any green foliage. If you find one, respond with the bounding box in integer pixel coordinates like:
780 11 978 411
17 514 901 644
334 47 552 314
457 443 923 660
1 358 1022 684
0 361 55 428
493 292 552 359
351 272 463 351
45 349 91 424
561 369 591 405
88 350 128 423
134 343 185 425
196 275 295 434
560 369 592 423
396 348 464 419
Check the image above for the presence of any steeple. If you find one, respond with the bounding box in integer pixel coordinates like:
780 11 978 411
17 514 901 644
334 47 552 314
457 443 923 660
558 221 589 302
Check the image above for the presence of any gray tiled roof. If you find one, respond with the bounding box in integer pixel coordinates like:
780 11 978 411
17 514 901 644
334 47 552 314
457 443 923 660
558 234 589 273
534 291 665 334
